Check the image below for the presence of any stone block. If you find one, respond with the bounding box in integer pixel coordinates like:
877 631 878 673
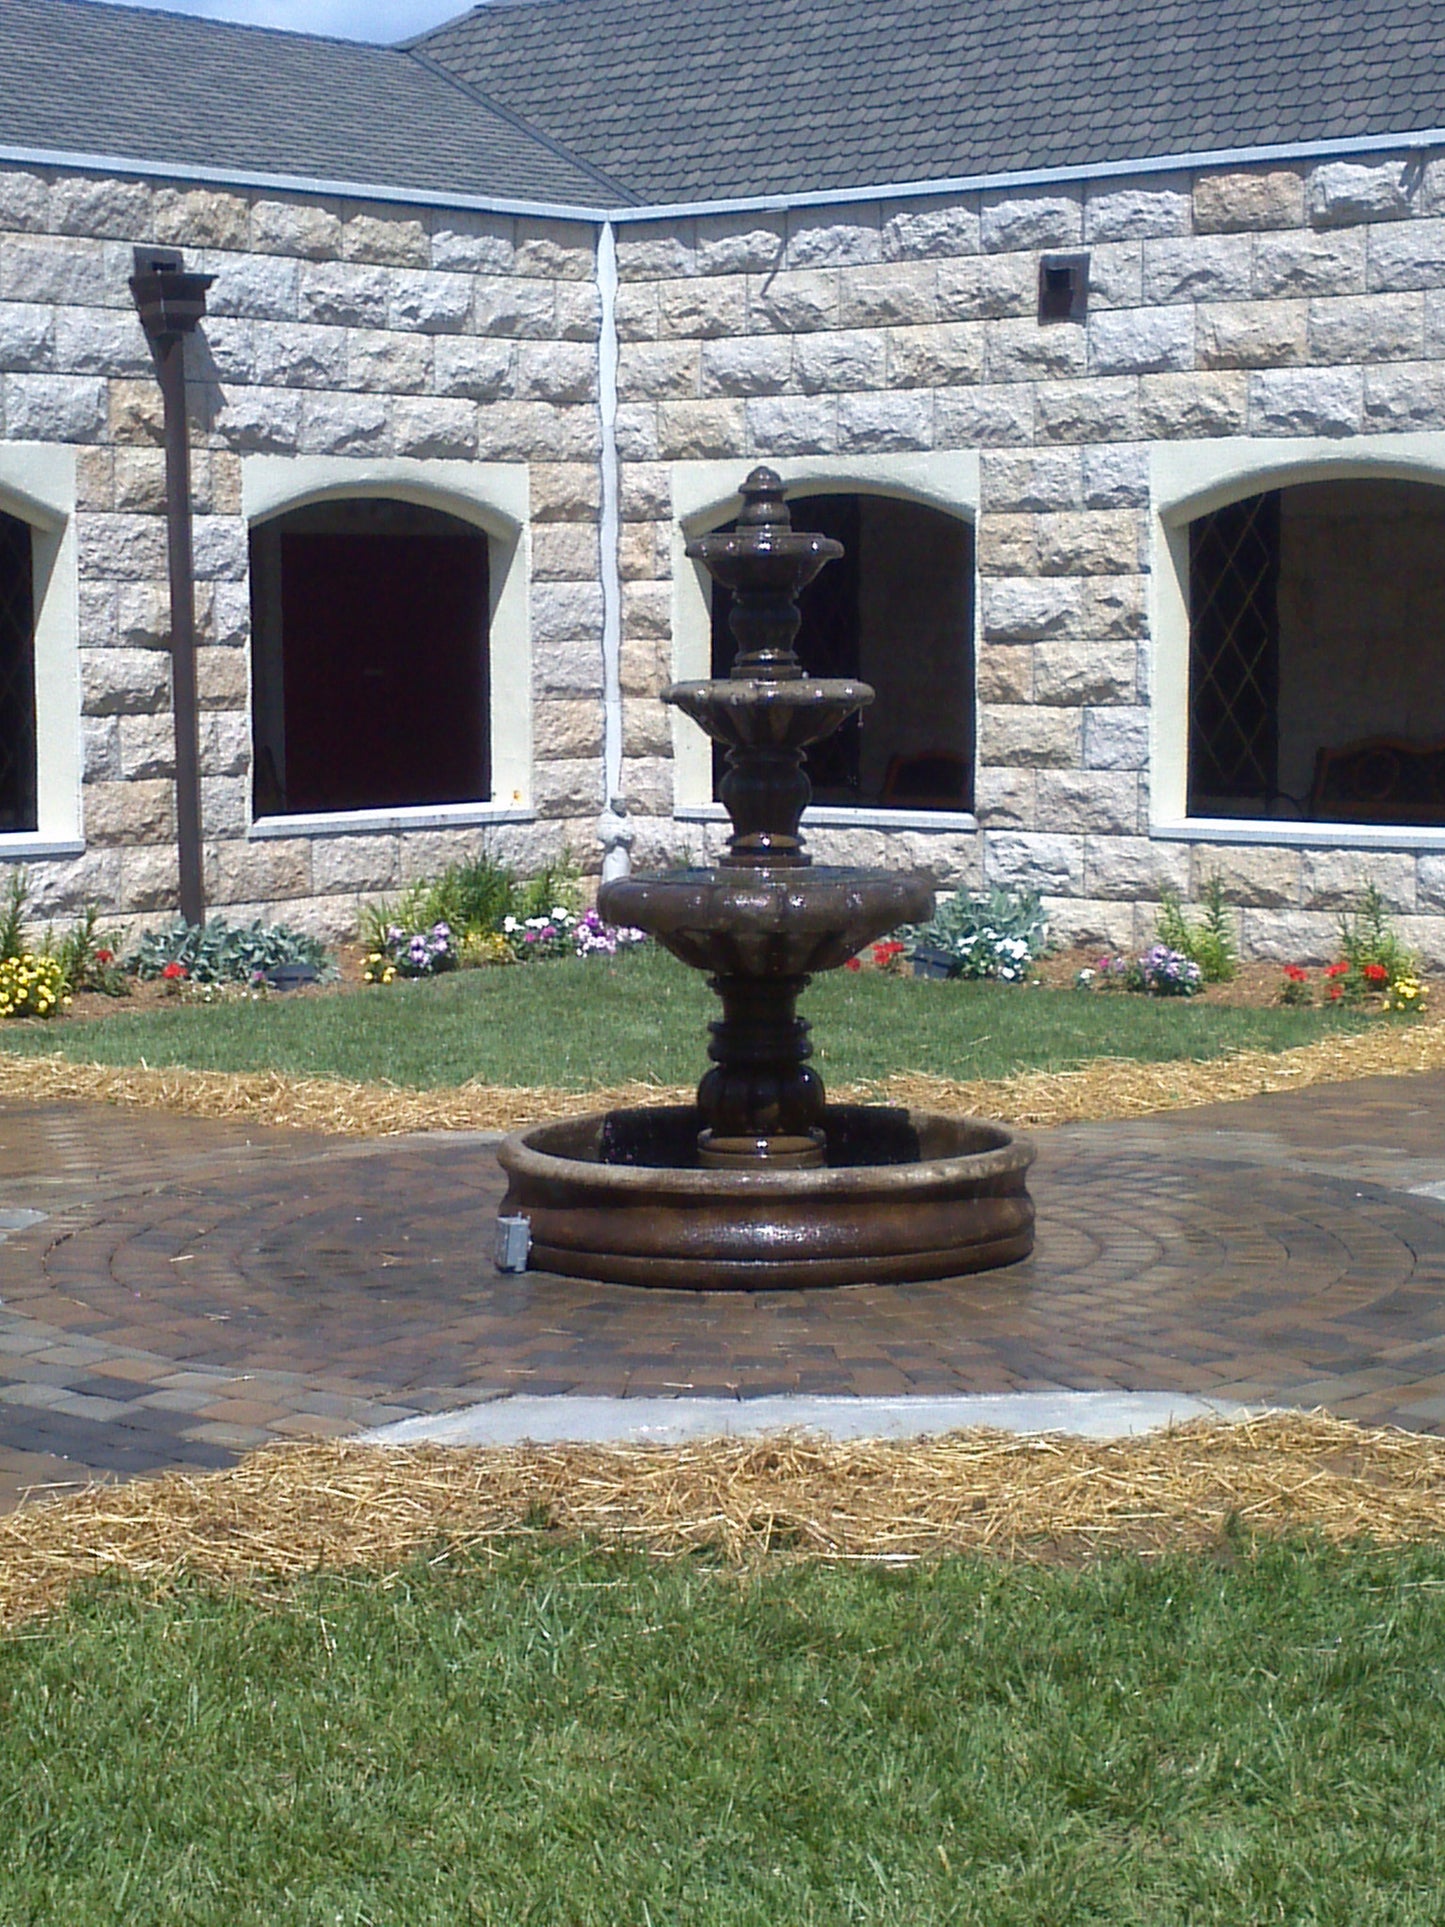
616 223 696 282
199 317 257 384
27 849 123 918
1084 179 1191 242
297 392 390 457
1309 291 1423 362
76 452 115 512
197 647 249 709
1236 908 1337 962
1036 510 1140 576
1138 372 1249 438
981 448 1082 512
618 340 700 401
532 461 601 522
984 830 1085 894
614 281 659 342
1034 377 1141 444
1196 300 1308 368
392 397 478 459
694 213 786 276
1254 229 1366 298
514 219 594 280
117 713 176 779
975 641 1033 702
1368 217 1445 292
49 175 151 239
699 336 792 397
985 316 1087 382
429 210 515 274
473 275 556 338
1248 365 1362 436
515 341 598 403
1300 849 1414 912
0 302 52 372
203 252 298 321
621 580 671 640
534 757 603 818
657 274 747 339
657 399 746 459
1084 834 1190 900
83 778 174 846
1088 305 1194 375
0 236 113 306
978 570 1078 639
250 320 347 388
978 703 1081 767
619 463 671 522
79 513 168 581
115 581 170 648
979 188 1082 252
308 834 401 896
250 198 343 260
532 520 599 580
1085 242 1143 310
0 170 47 232
107 379 164 445
345 329 431 393
209 384 302 455
3 373 106 441
1187 845 1300 907
206 838 311 905
796 329 888 392
1036 769 1139 835
1141 233 1254 304
972 765 1035 829
204 581 251 649
936 252 1035 320
1082 443 1149 509
786 209 881 269
1363 361 1445 429
298 261 389 327
618 520 665 580
933 383 1032 447
611 404 659 461
83 716 121 781
534 697 604 759
1307 160 1413 228
838 261 937 329
1034 638 1137 706
976 513 1036 575
82 648 171 717
341 208 428 267
1080 576 1146 639
433 336 514 400
1414 854 1445 911
619 633 669 697
746 395 837 454
751 270 839 333
152 187 249 250
881 197 980 259
837 391 933 451
534 578 604 651
191 516 248 582
1194 167 1305 233
197 710 250 779
388 270 472 333
1043 895 1137 948
556 280 602 342
1082 706 1149 769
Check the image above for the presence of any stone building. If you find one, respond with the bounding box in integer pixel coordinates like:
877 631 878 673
4 0 1445 957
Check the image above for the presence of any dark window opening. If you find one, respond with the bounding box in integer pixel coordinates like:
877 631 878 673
1038 253 1089 323
1188 479 1445 824
0 510 37 834
709 492 974 812
249 497 490 818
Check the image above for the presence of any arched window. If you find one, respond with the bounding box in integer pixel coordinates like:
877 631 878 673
249 496 492 818
1187 479 1445 824
0 508 37 835
709 493 974 812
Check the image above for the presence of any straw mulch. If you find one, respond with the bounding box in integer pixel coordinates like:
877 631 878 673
4 1414 1444 1628
3 1013 1445 1137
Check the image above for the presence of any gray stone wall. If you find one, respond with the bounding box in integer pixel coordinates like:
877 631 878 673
0 166 601 937
612 157 1445 963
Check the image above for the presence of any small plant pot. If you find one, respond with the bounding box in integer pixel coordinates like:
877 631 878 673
911 946 958 981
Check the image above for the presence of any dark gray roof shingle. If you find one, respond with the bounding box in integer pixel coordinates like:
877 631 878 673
415 0 1445 202
0 0 620 205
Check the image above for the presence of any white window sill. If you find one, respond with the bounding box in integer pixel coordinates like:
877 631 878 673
0 836 85 860
1156 817 1445 852
250 803 536 840
675 803 978 833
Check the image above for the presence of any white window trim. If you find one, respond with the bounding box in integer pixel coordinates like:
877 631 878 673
668 452 981 825
1150 431 1445 849
0 444 81 857
240 454 532 834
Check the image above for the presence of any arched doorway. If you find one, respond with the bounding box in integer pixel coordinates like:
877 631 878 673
249 496 492 818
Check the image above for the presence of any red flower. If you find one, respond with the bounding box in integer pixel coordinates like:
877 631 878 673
94 948 114 965
1283 964 1308 982
161 961 187 980
1325 961 1350 978
1364 962 1389 984
844 957 862 972
1328 983 1343 1001
872 940 905 963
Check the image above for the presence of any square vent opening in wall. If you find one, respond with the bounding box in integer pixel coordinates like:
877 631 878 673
1039 253 1089 323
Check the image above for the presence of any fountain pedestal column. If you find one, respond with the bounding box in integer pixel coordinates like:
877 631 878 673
698 971 824 1167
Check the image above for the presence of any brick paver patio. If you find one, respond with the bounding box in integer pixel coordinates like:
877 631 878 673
4 1070 1445 1508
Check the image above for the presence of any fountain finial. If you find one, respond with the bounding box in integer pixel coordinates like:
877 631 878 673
734 465 791 531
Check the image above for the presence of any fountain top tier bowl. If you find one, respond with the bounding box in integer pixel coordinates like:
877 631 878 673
497 464 1035 1284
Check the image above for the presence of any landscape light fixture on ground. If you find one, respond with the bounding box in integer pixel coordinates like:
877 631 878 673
498 468 1035 1288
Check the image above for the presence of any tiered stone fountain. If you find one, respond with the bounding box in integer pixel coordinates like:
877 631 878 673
497 467 1034 1288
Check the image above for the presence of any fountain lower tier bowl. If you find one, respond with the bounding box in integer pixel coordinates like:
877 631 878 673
598 866 935 974
496 1105 1035 1290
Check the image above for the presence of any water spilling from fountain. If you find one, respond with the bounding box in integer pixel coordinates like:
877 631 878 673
496 466 1034 1288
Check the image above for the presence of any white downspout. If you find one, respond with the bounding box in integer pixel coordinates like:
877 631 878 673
595 218 632 883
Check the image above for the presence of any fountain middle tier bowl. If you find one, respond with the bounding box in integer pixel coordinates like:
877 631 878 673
598 865 935 975
497 1104 1036 1290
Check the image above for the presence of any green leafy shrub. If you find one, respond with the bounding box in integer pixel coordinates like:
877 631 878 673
126 917 333 986
47 904 130 997
904 886 1049 982
1155 876 1237 984
1337 881 1411 981
362 852 584 957
0 869 29 962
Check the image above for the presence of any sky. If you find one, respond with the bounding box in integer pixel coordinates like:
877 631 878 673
89 0 471 43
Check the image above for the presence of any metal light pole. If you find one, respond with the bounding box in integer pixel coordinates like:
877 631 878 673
130 248 215 928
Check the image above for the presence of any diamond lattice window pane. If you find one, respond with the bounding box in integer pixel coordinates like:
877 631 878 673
0 511 37 834
1188 491 1281 808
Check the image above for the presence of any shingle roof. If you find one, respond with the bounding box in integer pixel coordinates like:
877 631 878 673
0 0 620 205
415 0 1445 203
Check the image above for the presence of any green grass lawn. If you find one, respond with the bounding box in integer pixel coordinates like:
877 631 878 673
0 946 1377 1091
5 1539 1445 1924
